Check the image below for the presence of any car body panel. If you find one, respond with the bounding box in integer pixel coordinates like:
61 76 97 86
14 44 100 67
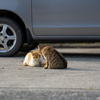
0 0 32 30
32 0 100 36
0 0 38 40
0 0 100 43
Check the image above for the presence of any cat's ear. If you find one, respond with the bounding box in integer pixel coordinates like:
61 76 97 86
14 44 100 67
38 46 40 50
31 52 34 56
38 46 43 50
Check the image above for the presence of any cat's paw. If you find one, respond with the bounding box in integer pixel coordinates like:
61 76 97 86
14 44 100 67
43 65 48 69
23 63 27 66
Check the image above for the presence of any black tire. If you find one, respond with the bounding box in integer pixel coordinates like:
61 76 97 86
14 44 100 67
0 17 23 57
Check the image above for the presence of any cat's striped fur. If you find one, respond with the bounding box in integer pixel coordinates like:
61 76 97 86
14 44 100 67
38 46 67 69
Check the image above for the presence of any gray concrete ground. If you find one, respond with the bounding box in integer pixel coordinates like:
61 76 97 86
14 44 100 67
0 48 100 100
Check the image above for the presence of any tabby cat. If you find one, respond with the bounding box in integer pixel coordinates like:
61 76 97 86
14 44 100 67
23 51 46 67
38 46 67 69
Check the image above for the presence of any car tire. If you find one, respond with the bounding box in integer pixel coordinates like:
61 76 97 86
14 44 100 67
0 17 23 57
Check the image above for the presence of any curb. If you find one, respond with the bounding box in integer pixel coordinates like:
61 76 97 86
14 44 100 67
39 44 100 48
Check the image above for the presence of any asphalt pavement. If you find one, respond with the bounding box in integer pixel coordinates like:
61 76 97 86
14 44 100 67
0 48 100 100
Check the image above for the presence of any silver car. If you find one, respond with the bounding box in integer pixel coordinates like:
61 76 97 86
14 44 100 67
0 0 100 56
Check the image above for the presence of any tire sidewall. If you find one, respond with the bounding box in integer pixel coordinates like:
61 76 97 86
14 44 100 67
0 18 23 57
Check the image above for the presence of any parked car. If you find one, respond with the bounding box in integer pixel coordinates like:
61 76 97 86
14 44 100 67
0 0 100 56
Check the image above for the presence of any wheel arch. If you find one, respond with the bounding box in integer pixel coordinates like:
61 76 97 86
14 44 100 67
0 10 27 43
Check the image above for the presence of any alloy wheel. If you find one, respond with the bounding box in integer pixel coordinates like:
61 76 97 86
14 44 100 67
0 24 17 53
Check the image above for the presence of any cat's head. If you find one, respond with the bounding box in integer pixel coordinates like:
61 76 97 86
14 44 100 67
31 51 41 59
38 46 44 55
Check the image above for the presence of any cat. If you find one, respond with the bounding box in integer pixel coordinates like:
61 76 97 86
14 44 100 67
23 51 46 67
38 46 67 69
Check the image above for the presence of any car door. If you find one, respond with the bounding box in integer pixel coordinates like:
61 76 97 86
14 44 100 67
32 0 100 36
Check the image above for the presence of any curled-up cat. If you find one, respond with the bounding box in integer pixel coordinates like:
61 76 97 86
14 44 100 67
23 51 46 67
38 46 68 69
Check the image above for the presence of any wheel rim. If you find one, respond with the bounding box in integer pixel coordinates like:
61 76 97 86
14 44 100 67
0 24 17 53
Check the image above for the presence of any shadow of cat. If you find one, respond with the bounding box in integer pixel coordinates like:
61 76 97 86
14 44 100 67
66 68 97 71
